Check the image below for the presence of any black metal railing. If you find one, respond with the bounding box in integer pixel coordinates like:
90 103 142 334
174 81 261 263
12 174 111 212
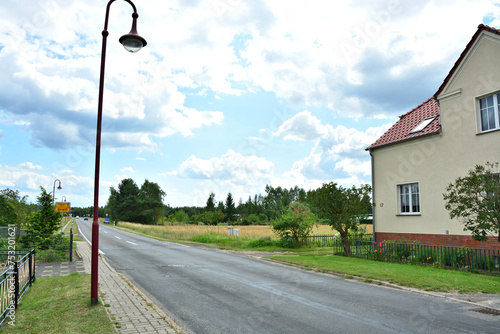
333 240 500 275
0 228 74 263
283 234 373 248
0 249 36 326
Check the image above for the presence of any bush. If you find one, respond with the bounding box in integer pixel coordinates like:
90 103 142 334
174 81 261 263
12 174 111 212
247 237 275 248
240 214 259 226
19 233 70 252
190 232 244 248
37 249 67 262
272 202 317 248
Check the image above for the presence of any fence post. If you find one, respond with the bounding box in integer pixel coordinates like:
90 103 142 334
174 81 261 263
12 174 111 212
28 250 33 287
69 228 73 262
13 262 19 309
33 249 36 283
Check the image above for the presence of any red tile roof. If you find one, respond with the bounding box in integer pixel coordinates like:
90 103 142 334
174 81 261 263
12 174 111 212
368 24 500 151
366 98 440 150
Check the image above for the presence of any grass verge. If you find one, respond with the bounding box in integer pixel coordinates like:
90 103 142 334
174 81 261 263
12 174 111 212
268 255 500 294
1 274 115 334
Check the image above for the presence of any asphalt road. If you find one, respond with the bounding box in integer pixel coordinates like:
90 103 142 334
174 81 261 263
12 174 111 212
77 219 500 334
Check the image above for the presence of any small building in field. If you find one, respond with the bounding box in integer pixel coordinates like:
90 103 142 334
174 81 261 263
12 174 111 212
367 24 500 250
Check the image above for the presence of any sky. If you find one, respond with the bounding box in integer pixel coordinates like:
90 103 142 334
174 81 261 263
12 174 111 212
1 0 499 209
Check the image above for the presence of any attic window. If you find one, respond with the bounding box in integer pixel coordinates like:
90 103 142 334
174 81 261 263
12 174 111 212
410 116 437 134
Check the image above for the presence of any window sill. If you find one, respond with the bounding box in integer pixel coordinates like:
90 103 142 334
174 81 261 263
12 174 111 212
477 128 500 135
396 213 421 216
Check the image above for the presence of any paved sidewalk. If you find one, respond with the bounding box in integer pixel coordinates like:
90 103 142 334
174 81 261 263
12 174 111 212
76 241 182 334
36 260 87 278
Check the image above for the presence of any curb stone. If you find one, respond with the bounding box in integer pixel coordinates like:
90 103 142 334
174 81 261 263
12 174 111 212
76 241 184 334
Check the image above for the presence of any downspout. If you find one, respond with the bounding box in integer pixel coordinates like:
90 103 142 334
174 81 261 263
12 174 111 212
369 149 376 242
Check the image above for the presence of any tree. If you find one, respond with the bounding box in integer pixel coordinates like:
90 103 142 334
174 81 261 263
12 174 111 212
224 192 236 222
107 178 140 222
138 179 166 224
443 162 500 242
173 210 189 223
272 202 317 247
200 210 225 225
264 185 306 219
205 192 216 212
25 186 62 247
0 188 35 234
307 182 372 255
0 195 17 227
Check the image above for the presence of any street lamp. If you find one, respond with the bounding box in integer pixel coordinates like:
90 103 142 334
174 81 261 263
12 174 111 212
52 179 62 206
92 0 147 306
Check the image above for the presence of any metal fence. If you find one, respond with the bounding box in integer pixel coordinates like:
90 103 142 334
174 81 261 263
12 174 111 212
0 249 36 326
283 234 373 248
0 227 74 262
333 240 500 275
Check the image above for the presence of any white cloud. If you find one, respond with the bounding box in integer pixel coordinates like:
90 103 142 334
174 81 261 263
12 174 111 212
277 111 392 181
273 111 327 141
239 0 499 116
334 158 372 177
0 163 94 204
121 167 134 173
19 162 42 170
176 149 274 186
170 149 276 206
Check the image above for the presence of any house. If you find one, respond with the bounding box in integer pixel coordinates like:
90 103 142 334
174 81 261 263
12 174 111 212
367 24 500 250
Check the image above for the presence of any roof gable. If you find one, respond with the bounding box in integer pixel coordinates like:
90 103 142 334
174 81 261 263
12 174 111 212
435 24 500 98
368 24 500 152
367 98 440 150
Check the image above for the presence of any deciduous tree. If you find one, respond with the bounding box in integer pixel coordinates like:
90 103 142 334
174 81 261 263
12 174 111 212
272 202 317 247
307 182 372 255
443 162 500 242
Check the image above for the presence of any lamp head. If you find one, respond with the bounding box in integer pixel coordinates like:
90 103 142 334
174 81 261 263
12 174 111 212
119 12 147 53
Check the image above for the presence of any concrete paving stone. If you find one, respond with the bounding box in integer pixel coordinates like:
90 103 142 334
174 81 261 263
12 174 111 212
76 241 180 334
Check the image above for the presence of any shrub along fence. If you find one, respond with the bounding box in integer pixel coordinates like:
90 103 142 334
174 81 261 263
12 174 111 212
0 249 36 326
333 240 500 275
0 227 74 263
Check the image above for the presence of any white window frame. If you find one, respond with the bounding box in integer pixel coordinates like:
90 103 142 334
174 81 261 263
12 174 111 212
410 116 437 134
478 93 500 133
398 183 420 215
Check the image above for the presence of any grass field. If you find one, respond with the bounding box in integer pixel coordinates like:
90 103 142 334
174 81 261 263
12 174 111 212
117 222 372 241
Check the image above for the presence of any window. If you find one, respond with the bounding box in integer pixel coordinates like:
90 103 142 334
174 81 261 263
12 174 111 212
398 183 420 214
479 93 500 132
410 116 437 134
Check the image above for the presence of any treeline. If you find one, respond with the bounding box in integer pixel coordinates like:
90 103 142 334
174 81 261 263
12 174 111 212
86 178 371 226
173 185 309 225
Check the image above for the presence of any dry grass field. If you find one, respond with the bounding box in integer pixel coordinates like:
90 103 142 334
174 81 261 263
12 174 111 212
117 222 372 241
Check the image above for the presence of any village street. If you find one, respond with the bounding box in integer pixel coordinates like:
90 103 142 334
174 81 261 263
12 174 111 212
77 219 499 334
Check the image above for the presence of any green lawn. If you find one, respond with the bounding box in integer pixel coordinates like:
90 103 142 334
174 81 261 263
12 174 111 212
268 254 500 294
1 274 115 334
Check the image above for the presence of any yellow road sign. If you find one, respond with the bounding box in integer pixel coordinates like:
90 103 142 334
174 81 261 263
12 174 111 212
55 202 71 212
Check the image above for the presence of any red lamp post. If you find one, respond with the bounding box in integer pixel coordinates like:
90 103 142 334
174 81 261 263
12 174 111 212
92 0 147 306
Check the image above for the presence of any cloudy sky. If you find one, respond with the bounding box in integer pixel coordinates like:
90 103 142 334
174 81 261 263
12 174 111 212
0 0 499 208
